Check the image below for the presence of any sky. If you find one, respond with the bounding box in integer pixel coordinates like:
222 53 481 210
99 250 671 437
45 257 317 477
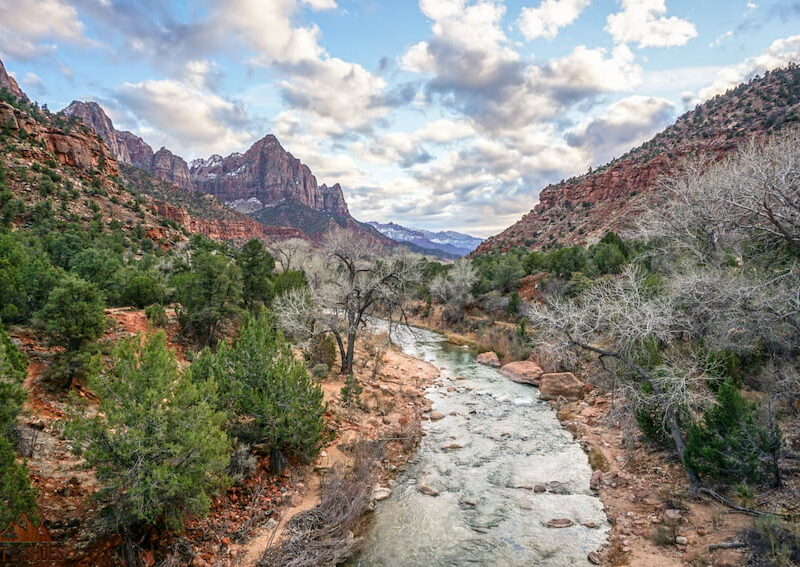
1 0 800 237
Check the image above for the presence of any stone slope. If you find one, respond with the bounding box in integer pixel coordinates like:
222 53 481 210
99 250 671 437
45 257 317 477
476 64 800 254
0 58 28 101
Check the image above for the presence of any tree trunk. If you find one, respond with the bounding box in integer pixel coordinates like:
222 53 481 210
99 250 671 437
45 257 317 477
342 330 357 375
332 332 347 374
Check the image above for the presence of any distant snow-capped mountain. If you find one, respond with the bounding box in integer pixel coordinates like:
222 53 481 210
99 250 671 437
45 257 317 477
368 222 483 257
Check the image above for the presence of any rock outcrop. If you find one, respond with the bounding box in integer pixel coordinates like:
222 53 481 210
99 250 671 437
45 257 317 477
0 59 27 101
1 102 118 175
150 201 304 242
151 147 192 190
62 101 130 164
116 130 153 168
477 64 800 253
189 135 349 217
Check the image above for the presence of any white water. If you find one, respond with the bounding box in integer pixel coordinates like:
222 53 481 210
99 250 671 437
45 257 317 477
347 324 608 566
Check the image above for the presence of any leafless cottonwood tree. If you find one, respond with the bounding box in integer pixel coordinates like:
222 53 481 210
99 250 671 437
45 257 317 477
268 238 314 272
274 230 422 375
528 266 705 485
429 258 478 323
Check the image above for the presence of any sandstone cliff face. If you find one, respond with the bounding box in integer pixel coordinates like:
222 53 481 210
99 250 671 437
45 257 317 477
62 101 130 164
0 59 27 101
116 130 153 168
151 147 192 190
477 64 800 254
189 135 346 216
150 201 304 242
0 102 118 175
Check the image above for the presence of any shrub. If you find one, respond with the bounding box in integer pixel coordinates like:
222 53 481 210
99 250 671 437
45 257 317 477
307 333 337 367
507 291 522 317
144 304 167 328
340 373 362 408
67 332 230 533
35 274 107 353
685 380 782 486
310 363 329 380
273 269 307 298
191 309 325 472
238 239 275 308
174 251 242 345
0 437 36 527
117 269 163 308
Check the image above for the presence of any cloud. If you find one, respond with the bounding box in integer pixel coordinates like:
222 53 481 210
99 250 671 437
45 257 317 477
0 0 95 59
710 30 734 48
403 1 643 133
694 34 800 102
20 72 46 95
518 0 589 40
115 61 254 157
566 95 675 163
605 0 697 48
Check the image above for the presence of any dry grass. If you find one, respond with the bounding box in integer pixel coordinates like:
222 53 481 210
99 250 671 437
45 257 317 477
258 441 383 567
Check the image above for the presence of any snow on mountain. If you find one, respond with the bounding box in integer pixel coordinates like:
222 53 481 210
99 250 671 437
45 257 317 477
368 222 483 257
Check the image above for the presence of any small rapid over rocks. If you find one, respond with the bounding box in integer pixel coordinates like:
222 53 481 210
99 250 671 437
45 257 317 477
348 324 608 566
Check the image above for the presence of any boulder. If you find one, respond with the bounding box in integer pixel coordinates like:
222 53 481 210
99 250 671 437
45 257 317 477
373 486 392 501
429 411 446 421
539 372 584 401
500 361 544 385
476 351 500 367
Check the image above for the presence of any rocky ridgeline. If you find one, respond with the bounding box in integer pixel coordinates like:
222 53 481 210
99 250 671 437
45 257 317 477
0 102 118 176
477 64 800 253
62 102 354 219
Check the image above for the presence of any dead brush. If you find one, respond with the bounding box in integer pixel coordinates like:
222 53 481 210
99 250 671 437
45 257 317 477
258 441 384 567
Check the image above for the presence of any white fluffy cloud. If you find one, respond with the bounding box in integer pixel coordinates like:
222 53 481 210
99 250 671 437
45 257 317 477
606 0 697 48
116 62 253 158
0 0 94 59
519 0 589 40
694 35 800 102
567 95 675 163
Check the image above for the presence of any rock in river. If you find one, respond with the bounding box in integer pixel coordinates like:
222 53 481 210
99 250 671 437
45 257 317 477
500 361 544 385
476 351 500 367
539 372 584 401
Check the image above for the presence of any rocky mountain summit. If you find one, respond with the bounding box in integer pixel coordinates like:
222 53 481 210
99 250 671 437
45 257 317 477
477 64 800 254
188 135 349 217
59 99 385 243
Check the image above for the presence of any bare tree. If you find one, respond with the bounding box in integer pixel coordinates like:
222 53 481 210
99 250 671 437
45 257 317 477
528 266 704 485
274 230 422 375
429 258 478 323
727 129 800 251
268 238 314 272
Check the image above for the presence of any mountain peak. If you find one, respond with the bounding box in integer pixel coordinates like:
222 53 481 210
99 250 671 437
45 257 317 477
0 58 28 102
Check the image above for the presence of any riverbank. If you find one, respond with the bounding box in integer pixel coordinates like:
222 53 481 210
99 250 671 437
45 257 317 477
551 390 751 566
405 308 757 566
228 333 440 567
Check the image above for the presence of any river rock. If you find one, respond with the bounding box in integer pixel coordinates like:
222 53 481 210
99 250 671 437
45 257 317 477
476 351 500 367
588 551 602 565
441 443 463 450
429 411 446 421
500 361 544 385
373 486 392 501
546 518 574 528
418 485 439 496
539 372 584 401
675 536 688 545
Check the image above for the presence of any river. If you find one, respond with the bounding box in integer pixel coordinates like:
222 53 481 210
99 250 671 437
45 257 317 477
347 323 608 566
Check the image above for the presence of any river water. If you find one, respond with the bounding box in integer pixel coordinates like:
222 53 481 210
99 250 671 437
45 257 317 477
347 324 608 567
